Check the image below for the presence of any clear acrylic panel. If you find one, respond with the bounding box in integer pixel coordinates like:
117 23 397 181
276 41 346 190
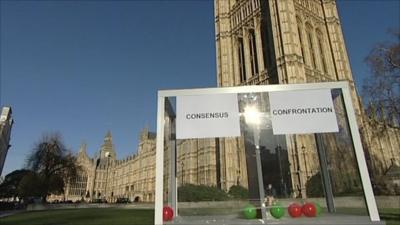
158 86 377 225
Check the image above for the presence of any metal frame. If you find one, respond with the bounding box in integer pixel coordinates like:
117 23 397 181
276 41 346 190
154 81 380 224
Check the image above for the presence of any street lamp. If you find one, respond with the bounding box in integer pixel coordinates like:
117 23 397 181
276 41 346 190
243 103 267 221
181 161 184 185
302 145 309 178
276 145 285 195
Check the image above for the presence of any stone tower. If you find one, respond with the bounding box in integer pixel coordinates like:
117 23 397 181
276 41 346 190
215 0 359 102
0 107 13 176
214 0 396 198
100 131 116 160
214 0 367 126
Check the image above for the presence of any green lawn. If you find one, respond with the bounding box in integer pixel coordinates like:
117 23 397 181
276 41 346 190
377 209 400 225
0 208 154 225
1 207 398 225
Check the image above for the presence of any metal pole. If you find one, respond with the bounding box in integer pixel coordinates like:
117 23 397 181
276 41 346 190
181 162 184 185
276 145 284 196
154 96 165 225
169 130 177 216
315 133 335 213
342 85 380 221
254 127 267 221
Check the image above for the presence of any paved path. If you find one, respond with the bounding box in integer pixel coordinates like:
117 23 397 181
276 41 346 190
169 214 386 225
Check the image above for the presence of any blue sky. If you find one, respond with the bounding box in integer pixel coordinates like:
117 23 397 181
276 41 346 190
1 0 399 176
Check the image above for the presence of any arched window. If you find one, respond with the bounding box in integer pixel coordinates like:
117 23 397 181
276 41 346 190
316 30 328 73
237 37 246 83
306 24 317 69
249 29 259 76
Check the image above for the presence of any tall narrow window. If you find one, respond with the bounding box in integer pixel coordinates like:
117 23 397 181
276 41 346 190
306 25 317 69
249 29 259 76
297 24 305 64
317 32 328 73
238 37 247 83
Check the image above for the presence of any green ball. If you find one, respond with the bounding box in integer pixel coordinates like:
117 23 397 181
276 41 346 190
243 204 257 219
270 204 285 219
314 202 322 216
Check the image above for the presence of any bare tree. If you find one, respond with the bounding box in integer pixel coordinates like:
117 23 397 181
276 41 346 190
26 133 79 202
363 30 400 126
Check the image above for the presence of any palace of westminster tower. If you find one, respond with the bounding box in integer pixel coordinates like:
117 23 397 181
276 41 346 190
58 0 399 202
215 0 399 197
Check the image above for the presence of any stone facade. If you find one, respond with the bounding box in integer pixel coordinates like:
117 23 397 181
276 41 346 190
63 127 248 202
215 0 399 197
0 107 13 176
176 137 248 191
61 129 156 202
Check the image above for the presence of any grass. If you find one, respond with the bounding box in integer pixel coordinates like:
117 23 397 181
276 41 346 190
376 209 400 225
0 208 154 225
0 207 398 225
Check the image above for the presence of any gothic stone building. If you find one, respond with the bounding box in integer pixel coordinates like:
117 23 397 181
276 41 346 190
61 0 399 202
63 127 248 202
61 130 156 202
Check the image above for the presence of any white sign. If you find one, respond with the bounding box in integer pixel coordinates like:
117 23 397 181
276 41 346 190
269 89 339 134
176 94 241 139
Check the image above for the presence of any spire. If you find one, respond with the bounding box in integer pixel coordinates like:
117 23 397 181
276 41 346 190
379 103 386 123
79 142 87 153
143 125 149 135
140 126 149 141
105 130 112 141
77 142 89 161
368 101 377 121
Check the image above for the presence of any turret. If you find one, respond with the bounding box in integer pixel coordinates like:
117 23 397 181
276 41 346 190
77 142 90 162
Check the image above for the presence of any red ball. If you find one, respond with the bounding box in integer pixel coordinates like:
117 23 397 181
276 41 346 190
288 203 302 218
302 203 317 217
163 206 174 221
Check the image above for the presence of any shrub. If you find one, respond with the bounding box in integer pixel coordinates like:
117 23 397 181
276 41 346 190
228 185 248 199
306 172 324 197
178 184 229 202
